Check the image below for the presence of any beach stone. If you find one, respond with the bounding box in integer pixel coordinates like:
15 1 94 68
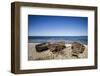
48 41 66 53
71 42 85 58
35 43 49 52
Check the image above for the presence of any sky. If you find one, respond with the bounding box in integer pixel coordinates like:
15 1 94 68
28 15 88 36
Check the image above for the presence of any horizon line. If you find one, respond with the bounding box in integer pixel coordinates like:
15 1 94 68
28 35 88 36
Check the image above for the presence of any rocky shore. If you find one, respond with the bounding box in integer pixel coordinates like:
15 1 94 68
28 42 88 60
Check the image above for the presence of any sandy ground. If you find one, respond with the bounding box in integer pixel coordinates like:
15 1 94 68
28 43 88 60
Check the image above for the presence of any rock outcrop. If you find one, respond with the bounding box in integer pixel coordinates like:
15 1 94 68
71 42 85 58
35 42 66 53
35 43 49 52
48 42 66 53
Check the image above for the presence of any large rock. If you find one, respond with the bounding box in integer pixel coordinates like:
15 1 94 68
35 43 49 52
71 42 85 57
35 41 66 53
48 42 66 53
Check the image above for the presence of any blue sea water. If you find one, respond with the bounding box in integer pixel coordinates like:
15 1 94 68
28 36 88 45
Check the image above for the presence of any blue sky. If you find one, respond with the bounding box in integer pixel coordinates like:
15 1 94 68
28 15 88 36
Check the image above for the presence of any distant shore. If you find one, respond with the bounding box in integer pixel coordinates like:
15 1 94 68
28 42 88 60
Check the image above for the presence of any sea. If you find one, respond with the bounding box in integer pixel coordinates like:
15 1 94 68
28 36 88 45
